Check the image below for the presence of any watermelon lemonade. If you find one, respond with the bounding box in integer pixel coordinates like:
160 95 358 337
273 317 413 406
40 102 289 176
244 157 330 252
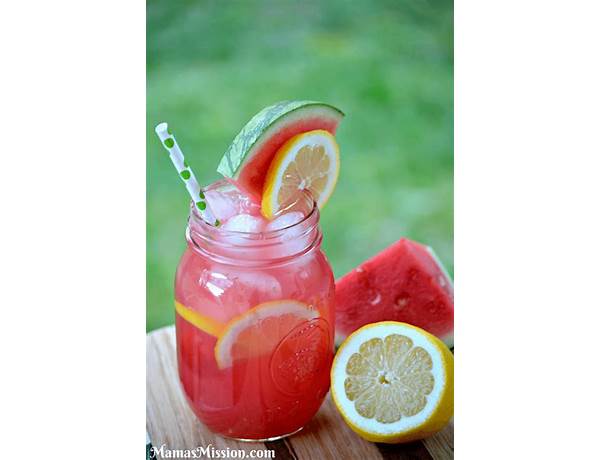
175 180 335 440
155 101 343 440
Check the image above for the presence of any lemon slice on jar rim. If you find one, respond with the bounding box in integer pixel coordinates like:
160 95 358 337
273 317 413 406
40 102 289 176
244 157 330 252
261 130 340 219
331 321 454 443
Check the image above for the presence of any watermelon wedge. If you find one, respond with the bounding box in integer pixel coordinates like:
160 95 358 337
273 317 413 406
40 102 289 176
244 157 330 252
217 101 344 201
335 238 454 348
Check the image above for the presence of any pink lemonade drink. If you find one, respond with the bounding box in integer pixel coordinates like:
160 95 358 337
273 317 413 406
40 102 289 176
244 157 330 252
175 180 335 441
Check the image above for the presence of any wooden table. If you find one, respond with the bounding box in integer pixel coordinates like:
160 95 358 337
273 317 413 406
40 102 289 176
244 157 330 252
147 326 453 459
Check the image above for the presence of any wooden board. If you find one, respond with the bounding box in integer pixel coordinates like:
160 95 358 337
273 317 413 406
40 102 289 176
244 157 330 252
147 326 453 459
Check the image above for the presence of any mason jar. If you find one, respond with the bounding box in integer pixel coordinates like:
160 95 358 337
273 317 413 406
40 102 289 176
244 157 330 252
174 183 335 441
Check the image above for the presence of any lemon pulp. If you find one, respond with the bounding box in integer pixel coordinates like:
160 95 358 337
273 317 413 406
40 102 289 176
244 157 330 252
345 335 434 423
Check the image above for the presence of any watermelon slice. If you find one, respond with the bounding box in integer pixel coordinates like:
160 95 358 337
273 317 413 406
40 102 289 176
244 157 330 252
217 101 344 201
335 238 454 348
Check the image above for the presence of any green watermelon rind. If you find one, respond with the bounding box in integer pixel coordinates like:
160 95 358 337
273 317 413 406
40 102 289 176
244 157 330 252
424 246 454 291
424 246 454 349
217 100 344 179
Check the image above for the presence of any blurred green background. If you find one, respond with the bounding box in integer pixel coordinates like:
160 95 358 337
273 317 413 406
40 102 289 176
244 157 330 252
147 0 453 331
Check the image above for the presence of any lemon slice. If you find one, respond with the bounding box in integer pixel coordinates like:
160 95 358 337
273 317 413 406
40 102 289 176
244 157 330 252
214 300 318 368
261 130 340 219
331 321 453 443
175 301 226 337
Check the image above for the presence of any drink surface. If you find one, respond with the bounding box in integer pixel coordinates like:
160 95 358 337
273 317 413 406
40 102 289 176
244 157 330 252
175 180 335 440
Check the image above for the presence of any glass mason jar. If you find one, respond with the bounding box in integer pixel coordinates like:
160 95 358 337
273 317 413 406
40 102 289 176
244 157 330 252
174 185 335 441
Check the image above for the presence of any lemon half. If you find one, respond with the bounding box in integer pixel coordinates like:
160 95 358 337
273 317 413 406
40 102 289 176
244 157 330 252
331 321 453 443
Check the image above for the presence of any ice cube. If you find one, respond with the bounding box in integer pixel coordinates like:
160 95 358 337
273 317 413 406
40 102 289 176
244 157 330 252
204 182 262 221
233 272 282 298
235 192 262 216
265 212 305 231
204 190 239 222
202 269 282 319
204 271 233 298
219 270 283 317
264 211 310 259
221 214 265 233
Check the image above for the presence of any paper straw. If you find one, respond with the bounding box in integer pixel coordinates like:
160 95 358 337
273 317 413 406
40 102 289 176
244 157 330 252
155 122 219 226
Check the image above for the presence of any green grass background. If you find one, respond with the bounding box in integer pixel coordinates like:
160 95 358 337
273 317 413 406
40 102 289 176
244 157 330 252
147 0 453 331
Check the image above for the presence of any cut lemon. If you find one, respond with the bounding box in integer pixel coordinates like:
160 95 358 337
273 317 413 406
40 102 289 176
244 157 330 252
261 130 340 219
214 300 319 368
331 321 453 443
175 301 226 337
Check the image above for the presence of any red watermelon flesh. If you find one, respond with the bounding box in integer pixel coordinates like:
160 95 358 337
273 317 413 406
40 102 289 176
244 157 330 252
236 117 339 201
335 238 454 348
217 101 344 202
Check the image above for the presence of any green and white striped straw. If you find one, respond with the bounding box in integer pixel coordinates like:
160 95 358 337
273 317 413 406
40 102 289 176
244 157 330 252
155 122 219 226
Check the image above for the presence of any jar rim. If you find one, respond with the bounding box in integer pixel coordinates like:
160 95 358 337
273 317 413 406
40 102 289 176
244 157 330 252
186 184 322 264
189 183 319 240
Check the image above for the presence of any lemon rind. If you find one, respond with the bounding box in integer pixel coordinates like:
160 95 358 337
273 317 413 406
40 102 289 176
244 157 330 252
175 301 226 338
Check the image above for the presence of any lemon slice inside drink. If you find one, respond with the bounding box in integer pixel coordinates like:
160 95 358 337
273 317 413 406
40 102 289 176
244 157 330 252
261 130 340 219
175 301 226 337
331 321 453 443
214 300 319 368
